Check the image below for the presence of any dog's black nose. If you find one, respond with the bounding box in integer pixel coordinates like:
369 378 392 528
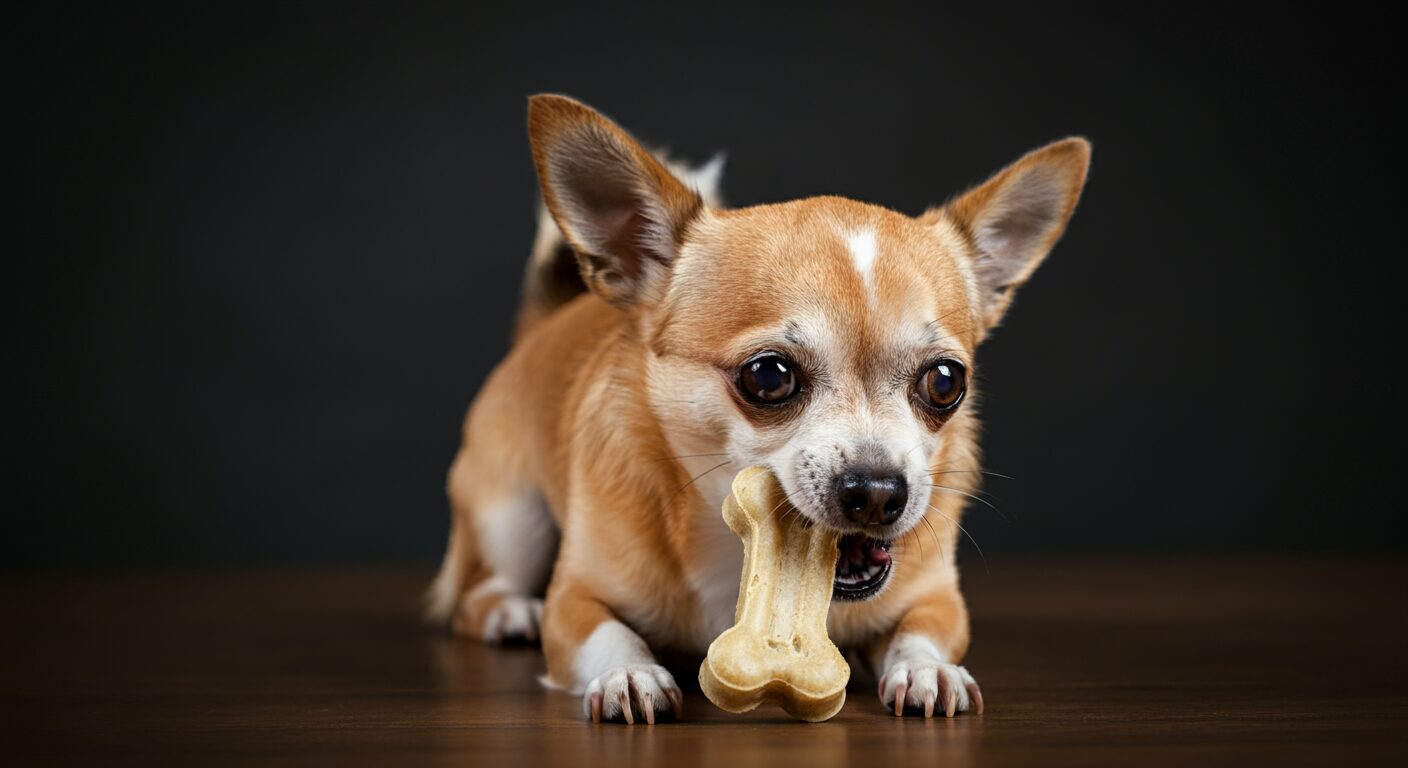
835 470 908 526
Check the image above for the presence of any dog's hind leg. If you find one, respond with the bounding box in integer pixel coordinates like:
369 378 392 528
425 449 558 643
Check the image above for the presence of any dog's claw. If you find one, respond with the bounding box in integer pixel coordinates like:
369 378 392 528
581 664 681 724
880 661 981 718
619 690 633 724
968 681 984 714
661 680 684 719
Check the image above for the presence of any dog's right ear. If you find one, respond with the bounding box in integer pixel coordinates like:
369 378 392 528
933 137 1091 331
527 95 705 306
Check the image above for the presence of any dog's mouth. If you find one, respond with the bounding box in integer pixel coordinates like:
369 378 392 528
833 534 892 601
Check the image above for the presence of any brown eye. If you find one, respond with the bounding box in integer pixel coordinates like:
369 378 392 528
739 354 800 405
918 359 967 410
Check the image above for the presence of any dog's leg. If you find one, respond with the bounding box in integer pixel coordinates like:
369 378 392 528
541 575 683 724
424 450 557 643
865 585 984 717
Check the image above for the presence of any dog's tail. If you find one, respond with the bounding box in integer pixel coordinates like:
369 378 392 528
512 152 726 340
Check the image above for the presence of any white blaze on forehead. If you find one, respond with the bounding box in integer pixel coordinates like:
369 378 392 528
847 229 878 285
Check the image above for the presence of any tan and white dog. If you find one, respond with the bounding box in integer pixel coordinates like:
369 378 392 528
427 95 1090 724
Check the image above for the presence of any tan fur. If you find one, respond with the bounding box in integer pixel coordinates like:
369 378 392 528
429 95 1090 721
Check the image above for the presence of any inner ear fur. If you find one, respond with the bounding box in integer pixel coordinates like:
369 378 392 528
527 95 704 306
936 137 1091 329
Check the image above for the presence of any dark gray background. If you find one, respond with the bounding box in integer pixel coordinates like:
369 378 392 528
13 3 1400 570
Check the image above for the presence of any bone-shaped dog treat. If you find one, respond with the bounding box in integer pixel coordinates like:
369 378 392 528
698 466 849 721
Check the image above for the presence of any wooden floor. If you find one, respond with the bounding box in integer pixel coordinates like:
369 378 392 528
3 560 1405 766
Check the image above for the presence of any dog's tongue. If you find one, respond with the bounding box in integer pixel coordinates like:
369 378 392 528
838 534 891 569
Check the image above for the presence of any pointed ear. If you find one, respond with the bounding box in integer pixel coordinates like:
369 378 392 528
527 95 705 306
938 137 1091 329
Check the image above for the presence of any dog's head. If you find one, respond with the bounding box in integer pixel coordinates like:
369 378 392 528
529 95 1089 596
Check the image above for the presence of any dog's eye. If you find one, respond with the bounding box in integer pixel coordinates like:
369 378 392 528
917 359 967 410
738 355 800 405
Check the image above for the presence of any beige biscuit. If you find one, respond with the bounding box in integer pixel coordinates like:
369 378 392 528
699 466 849 721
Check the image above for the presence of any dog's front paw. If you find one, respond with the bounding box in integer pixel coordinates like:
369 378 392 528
879 661 983 718
582 664 683 724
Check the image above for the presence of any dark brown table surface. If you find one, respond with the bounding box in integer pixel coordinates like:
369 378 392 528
3 559 1405 766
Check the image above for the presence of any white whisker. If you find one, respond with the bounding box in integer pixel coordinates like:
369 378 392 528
926 502 988 572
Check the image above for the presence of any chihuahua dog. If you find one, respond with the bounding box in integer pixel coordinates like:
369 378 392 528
427 95 1090 724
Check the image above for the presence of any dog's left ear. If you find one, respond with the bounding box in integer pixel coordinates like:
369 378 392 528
934 138 1091 330
527 94 705 307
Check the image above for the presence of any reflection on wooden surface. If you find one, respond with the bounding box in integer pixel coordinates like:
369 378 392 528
3 560 1404 765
